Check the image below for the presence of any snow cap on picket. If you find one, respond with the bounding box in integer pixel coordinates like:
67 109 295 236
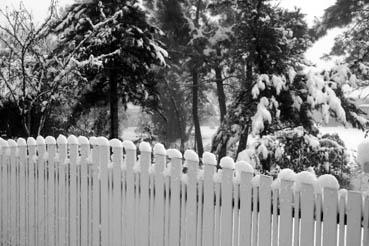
17 138 27 146
123 140 136 150
153 143 166 155
202 152 217 166
27 137 37 146
184 149 199 162
220 156 235 169
167 149 182 159
139 141 152 152
235 161 254 173
45 136 56 145
294 171 317 191
97 136 109 146
89 136 98 145
67 135 78 145
36 136 45 145
317 174 339 192
78 136 89 145
8 139 17 147
278 168 296 181
110 138 122 148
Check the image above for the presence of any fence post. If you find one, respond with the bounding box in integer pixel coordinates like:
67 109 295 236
57 135 67 246
139 142 152 246
1 139 10 243
152 143 166 246
36 136 47 246
220 157 235 246
79 136 90 246
202 152 216 246
184 150 199 246
110 139 123 246
27 137 36 246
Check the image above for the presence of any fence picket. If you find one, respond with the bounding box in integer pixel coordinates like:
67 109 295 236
89 137 100 246
45 137 56 246
184 150 199 246
363 194 369 246
279 179 294 246
322 188 338 246
27 138 37 246
220 157 234 246
2 136 369 246
123 141 137 246
168 149 182 246
79 137 90 246
300 184 314 246
36 137 46 246
139 143 152 246
202 152 216 246
18 139 28 246
152 143 166 246
57 135 67 246
68 136 79 246
346 191 362 246
110 139 123 246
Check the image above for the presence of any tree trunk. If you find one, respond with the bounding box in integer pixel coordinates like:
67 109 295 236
109 71 119 139
192 68 204 156
215 65 226 122
236 125 249 159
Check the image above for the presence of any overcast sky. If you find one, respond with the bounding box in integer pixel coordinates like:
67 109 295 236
0 0 342 68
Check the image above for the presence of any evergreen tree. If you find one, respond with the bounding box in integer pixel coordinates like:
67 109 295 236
50 0 167 138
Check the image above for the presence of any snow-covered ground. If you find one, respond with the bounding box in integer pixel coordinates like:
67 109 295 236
121 125 367 152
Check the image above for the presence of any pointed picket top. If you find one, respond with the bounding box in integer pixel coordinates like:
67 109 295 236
17 138 27 146
56 135 67 145
167 149 182 159
202 152 217 165
184 149 199 162
97 136 109 146
110 138 123 148
89 136 98 145
123 140 136 150
78 136 89 145
45 136 56 145
278 168 296 181
0 137 7 146
67 135 78 145
235 161 254 173
139 141 152 153
36 136 45 145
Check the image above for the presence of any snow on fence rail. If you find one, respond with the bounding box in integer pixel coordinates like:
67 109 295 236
0 135 368 246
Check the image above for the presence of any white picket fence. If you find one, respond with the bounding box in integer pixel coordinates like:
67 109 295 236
0 135 368 246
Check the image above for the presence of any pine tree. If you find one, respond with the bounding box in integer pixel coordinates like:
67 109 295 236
50 0 167 138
